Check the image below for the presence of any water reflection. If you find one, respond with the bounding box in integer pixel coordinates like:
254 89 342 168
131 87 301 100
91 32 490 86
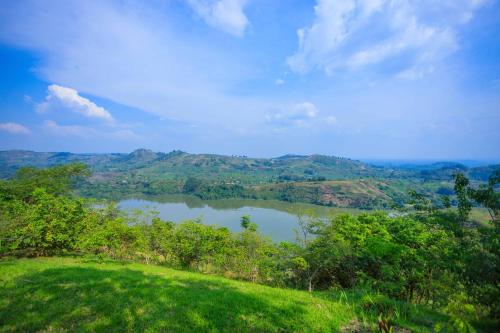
119 195 362 242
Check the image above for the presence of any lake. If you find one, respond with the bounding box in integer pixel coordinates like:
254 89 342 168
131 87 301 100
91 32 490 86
119 195 362 242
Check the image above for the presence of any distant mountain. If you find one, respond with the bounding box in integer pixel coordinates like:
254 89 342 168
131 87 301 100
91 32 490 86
0 150 123 177
2 149 498 209
0 149 498 183
467 164 500 181
365 159 497 169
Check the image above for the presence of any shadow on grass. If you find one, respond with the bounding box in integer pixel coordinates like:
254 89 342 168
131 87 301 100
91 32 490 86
0 266 312 332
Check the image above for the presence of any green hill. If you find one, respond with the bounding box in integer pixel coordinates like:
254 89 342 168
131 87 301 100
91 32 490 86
0 149 382 180
0 257 441 332
1 149 498 209
1 149 497 182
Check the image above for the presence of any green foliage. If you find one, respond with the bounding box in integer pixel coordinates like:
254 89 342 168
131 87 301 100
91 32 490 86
0 188 87 256
299 212 458 303
454 173 472 223
1 164 499 330
183 177 204 194
77 207 146 260
7 150 498 210
4 163 89 201
172 220 233 269
435 293 478 333
240 215 257 232
408 189 437 214
467 170 500 224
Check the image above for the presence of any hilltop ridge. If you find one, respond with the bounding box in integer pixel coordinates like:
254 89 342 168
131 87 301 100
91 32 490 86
1 149 498 209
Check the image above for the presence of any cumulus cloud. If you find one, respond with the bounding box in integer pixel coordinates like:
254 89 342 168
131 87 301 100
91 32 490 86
266 102 318 127
186 0 249 36
37 85 114 122
0 122 31 134
0 1 262 129
287 0 488 77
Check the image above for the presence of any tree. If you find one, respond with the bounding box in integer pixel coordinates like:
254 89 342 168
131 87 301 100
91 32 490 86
454 171 500 225
241 215 257 232
148 218 175 263
6 163 90 201
441 195 452 209
454 173 472 223
236 222 275 283
407 189 436 214
468 170 499 225
293 209 333 292
172 220 233 270
9 188 87 255
183 177 203 194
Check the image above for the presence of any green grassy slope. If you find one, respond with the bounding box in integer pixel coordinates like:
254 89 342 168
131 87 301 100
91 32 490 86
0 257 441 332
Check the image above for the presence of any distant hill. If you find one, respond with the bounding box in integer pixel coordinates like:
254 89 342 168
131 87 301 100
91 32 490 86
0 150 123 177
1 149 496 181
0 149 382 180
1 149 498 208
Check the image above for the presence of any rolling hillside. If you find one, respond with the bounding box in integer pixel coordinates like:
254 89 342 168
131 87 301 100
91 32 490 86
0 149 383 180
1 149 496 181
0 257 443 332
1 149 498 209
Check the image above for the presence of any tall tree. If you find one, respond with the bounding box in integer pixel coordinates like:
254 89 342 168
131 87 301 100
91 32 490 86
454 173 472 223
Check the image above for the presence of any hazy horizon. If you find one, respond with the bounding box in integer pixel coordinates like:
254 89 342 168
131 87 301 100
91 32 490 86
1 1 499 159
2 147 499 166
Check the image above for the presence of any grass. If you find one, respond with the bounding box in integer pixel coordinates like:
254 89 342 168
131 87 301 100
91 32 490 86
0 257 441 332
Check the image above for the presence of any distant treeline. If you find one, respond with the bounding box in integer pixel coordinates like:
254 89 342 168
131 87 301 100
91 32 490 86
78 176 443 210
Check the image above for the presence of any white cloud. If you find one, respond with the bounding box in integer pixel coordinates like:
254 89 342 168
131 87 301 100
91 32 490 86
295 102 318 118
0 1 264 130
43 120 140 140
275 78 285 85
266 102 318 127
325 115 337 125
186 0 249 36
43 120 92 137
0 122 31 134
37 85 114 122
287 0 356 74
287 0 488 77
108 129 141 140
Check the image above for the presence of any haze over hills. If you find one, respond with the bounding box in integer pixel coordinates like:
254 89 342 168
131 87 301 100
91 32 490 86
0 149 497 179
0 149 380 178
1 149 498 209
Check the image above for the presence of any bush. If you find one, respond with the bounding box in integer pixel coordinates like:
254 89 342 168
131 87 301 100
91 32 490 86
1 188 87 256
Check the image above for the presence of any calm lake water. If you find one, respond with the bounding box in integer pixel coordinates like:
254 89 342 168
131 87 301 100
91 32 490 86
119 195 361 242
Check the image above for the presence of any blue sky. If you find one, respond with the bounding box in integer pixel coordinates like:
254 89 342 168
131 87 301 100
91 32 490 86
0 0 499 159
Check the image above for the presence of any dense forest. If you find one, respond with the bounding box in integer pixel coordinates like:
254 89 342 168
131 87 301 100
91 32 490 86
0 163 498 331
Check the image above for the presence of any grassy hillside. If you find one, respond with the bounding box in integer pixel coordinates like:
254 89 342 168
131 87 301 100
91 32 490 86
252 179 395 208
0 257 443 332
